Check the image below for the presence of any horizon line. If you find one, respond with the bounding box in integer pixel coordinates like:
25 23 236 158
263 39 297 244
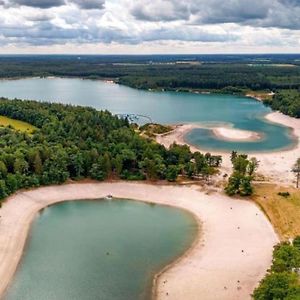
0 53 300 56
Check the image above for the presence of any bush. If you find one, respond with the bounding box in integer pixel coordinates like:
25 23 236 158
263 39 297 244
253 272 300 300
0 180 7 200
278 191 290 198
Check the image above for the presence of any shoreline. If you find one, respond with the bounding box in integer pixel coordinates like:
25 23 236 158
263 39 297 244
0 75 273 99
157 111 300 185
152 206 202 300
0 182 278 300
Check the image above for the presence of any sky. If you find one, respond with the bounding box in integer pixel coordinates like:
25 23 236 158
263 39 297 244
0 0 299 54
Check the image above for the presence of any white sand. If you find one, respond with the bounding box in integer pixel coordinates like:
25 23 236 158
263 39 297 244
157 112 300 185
212 127 262 141
0 182 277 300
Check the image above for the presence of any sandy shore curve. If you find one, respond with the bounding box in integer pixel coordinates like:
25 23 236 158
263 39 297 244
157 112 300 185
0 182 277 299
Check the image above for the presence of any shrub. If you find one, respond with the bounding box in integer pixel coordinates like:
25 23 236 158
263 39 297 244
278 191 290 198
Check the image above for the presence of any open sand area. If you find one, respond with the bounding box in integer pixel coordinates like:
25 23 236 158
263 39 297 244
0 182 278 300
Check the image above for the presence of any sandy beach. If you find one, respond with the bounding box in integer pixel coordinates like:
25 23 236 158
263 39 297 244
157 111 300 185
0 182 277 300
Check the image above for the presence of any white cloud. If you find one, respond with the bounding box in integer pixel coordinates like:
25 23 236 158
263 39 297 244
0 0 299 53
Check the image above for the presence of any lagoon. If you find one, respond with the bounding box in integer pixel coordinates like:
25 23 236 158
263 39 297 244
5 199 197 300
0 77 294 152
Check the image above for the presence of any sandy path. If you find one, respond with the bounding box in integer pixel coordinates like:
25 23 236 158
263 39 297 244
0 182 277 300
157 112 300 185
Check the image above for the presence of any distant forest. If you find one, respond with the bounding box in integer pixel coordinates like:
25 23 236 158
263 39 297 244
0 55 299 117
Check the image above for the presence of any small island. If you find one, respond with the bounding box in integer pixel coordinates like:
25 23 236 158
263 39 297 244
211 127 263 142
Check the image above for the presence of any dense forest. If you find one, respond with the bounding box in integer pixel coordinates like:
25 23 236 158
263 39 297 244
253 237 300 299
0 98 222 201
264 89 300 118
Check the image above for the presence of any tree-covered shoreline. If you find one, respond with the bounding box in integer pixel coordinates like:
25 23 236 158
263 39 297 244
0 55 299 118
0 98 222 202
253 237 300 299
264 90 300 118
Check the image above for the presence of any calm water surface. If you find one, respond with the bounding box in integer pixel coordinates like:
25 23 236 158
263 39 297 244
5 199 197 300
0 77 295 152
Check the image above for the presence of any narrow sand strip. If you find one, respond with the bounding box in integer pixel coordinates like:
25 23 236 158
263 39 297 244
0 182 278 299
157 112 300 185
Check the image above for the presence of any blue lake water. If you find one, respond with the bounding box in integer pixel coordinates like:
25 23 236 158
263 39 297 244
0 77 295 152
5 199 197 300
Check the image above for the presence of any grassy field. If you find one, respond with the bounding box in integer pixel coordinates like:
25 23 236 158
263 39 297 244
0 116 37 133
139 123 173 138
252 184 300 240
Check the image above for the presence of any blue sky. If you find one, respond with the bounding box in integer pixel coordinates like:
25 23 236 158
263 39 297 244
0 0 299 54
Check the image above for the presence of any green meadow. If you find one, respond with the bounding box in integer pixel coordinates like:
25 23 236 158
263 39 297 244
0 116 37 133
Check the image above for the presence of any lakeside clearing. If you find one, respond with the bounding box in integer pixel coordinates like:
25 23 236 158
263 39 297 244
157 111 300 186
0 182 278 300
245 91 274 102
0 116 37 133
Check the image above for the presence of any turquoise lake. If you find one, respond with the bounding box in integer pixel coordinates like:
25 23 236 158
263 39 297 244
5 199 197 300
0 77 295 152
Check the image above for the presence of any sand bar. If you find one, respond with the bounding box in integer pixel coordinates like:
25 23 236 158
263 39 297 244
212 127 262 141
157 112 300 185
0 182 277 299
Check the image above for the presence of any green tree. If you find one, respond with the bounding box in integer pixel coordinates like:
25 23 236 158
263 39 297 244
69 152 84 178
225 172 241 196
102 153 112 178
13 157 29 175
6 174 18 193
90 155 111 181
112 156 123 176
225 154 258 196
33 153 43 175
293 236 300 251
194 152 207 175
292 158 300 188
202 166 216 184
0 161 8 179
185 162 196 178
239 176 253 196
0 180 7 200
166 165 179 182
140 156 166 181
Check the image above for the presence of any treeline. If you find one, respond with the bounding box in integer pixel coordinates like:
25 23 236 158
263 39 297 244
0 57 300 91
117 64 300 91
253 237 300 299
265 89 300 118
0 98 222 201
